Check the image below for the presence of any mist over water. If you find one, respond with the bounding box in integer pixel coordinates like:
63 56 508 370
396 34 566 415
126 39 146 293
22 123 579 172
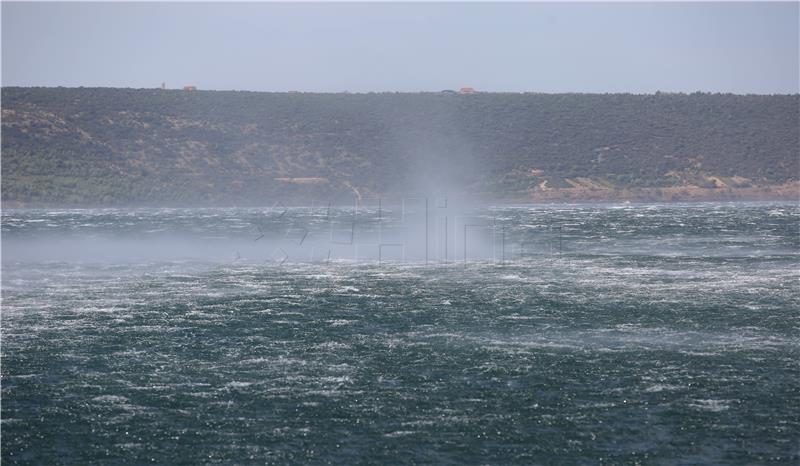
2 202 799 464
2 199 505 265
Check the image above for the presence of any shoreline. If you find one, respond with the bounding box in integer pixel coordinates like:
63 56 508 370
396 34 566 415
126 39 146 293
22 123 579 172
510 182 800 205
2 185 798 210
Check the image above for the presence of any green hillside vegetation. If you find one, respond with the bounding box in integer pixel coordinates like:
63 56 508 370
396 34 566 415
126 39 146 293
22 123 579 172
2 87 798 205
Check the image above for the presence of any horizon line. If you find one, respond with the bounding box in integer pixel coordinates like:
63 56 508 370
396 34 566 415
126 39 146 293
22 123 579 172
3 85 799 97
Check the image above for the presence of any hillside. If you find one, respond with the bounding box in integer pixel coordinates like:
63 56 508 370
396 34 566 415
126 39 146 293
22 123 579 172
2 87 798 206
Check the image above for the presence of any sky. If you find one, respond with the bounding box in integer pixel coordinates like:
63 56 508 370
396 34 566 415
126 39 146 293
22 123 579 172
2 2 798 94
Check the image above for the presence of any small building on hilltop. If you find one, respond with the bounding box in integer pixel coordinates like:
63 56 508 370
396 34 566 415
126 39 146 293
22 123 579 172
459 87 476 94
183 85 197 91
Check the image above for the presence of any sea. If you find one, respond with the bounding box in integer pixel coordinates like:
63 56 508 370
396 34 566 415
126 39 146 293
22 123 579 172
2 202 798 465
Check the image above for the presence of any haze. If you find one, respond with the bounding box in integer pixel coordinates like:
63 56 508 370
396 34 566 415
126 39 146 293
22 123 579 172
2 1 798 94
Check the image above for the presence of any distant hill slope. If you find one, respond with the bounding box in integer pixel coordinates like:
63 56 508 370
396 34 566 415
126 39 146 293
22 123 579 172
2 87 798 206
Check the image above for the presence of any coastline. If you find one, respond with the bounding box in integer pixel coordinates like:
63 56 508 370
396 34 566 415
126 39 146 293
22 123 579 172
513 181 800 204
2 182 798 209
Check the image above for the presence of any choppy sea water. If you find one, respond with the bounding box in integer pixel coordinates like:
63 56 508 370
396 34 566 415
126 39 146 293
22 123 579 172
2 202 799 465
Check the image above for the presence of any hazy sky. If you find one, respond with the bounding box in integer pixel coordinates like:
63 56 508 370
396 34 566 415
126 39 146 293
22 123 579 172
2 2 798 94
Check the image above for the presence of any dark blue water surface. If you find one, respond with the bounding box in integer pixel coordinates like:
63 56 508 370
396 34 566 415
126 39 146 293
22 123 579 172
2 203 799 464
